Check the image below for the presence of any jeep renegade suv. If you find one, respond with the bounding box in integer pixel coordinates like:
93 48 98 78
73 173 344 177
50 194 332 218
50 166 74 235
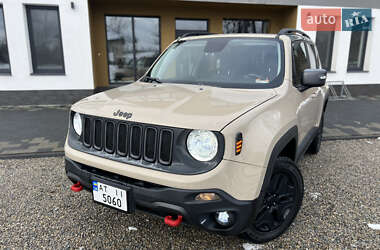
65 29 328 243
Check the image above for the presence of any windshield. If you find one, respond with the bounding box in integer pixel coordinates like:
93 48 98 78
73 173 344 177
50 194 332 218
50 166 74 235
148 37 284 88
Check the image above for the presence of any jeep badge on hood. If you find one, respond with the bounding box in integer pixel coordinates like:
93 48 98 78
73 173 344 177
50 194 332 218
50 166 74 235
113 109 132 119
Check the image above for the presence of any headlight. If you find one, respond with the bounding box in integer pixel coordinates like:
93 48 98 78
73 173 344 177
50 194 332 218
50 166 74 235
186 130 218 161
73 112 82 136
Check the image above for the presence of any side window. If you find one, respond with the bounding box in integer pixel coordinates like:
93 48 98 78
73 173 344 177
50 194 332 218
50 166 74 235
306 43 317 69
311 43 321 69
292 41 310 86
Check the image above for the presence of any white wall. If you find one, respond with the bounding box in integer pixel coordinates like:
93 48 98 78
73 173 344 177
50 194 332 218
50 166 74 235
0 0 94 90
297 6 380 85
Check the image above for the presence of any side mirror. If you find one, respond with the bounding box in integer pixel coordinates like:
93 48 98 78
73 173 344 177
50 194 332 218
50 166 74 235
302 69 327 87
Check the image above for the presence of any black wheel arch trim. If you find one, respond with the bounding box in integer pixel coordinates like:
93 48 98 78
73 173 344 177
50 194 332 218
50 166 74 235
250 126 298 221
262 126 298 191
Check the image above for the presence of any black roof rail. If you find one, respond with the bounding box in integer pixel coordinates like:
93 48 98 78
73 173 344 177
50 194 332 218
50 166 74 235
179 32 214 39
276 28 310 39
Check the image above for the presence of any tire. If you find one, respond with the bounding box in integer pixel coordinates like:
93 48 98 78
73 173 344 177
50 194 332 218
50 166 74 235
243 157 304 243
307 113 324 154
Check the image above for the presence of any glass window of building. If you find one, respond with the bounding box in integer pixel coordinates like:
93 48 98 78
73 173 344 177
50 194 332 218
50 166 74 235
315 31 334 71
105 16 160 83
223 19 269 34
175 19 208 38
347 31 368 71
26 6 65 74
0 5 10 74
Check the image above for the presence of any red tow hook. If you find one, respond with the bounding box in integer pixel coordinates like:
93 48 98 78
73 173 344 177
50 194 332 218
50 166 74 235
70 182 83 192
164 215 183 227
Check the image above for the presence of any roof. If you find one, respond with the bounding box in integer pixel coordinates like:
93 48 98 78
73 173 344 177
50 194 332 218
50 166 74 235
179 33 277 41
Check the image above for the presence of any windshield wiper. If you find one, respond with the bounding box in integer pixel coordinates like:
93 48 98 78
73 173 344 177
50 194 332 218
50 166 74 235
144 76 162 83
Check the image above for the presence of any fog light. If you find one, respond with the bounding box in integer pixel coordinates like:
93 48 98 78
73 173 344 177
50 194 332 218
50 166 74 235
215 211 235 227
195 193 220 201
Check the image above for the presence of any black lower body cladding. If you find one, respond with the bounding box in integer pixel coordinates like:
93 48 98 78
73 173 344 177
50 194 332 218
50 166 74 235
65 158 257 235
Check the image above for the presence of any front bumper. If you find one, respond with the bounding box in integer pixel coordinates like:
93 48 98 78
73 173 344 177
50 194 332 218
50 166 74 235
65 141 265 201
65 158 257 235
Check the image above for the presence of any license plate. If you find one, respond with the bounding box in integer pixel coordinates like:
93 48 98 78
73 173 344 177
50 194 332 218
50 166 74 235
92 180 128 212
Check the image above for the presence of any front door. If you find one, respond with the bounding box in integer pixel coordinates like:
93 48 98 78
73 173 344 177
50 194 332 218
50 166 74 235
292 40 320 143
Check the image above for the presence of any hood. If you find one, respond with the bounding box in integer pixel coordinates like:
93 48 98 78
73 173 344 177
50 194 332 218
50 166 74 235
72 82 277 131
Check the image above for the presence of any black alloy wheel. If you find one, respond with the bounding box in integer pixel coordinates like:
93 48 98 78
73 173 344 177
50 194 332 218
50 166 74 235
243 157 304 243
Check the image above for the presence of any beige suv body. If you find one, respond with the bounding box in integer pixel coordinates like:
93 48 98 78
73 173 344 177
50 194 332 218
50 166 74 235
65 30 329 243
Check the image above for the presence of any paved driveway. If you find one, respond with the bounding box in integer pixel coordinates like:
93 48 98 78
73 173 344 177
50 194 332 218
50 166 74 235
324 99 380 139
0 105 69 156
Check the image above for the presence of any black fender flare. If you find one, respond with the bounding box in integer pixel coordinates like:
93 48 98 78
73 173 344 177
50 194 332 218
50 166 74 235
261 126 298 191
250 126 298 220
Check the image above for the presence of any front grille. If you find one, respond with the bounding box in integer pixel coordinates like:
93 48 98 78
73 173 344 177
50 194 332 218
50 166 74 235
82 116 174 166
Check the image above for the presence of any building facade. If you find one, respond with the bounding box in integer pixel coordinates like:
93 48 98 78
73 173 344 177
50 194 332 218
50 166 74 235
297 6 380 87
0 0 93 91
0 0 379 96
89 0 297 89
